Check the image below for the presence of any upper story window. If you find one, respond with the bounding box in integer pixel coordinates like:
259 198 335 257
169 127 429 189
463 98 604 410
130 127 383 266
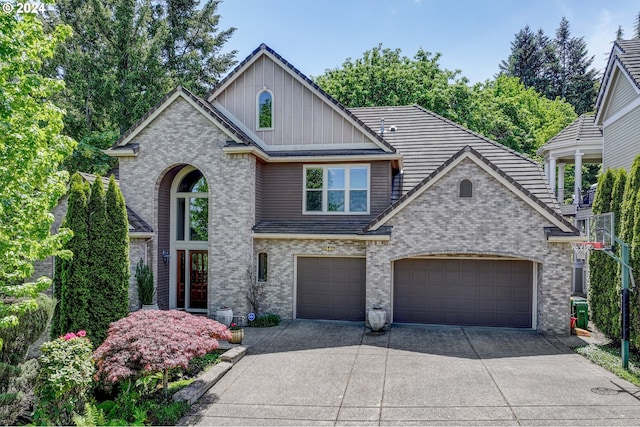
304 165 369 214
460 179 472 198
257 89 273 129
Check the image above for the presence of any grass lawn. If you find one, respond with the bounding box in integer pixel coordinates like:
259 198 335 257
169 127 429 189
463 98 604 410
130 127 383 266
575 343 640 386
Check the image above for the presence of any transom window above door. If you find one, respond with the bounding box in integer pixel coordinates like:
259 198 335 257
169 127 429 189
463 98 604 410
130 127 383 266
303 165 369 214
176 169 208 241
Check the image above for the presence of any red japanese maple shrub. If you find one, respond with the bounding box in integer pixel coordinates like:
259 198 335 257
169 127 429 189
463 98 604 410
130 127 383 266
93 310 231 394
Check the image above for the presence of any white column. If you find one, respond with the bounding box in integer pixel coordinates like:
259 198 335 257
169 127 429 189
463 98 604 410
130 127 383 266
557 163 565 203
544 160 549 181
549 156 556 196
574 151 583 205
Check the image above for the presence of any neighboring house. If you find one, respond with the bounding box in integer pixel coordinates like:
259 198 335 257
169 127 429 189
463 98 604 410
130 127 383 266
596 39 640 172
105 44 580 334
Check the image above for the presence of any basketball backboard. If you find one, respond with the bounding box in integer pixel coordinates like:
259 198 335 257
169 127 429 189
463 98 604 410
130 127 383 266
589 212 614 250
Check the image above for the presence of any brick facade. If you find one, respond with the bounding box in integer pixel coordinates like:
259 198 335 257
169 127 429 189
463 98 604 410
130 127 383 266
117 97 255 316
116 96 572 335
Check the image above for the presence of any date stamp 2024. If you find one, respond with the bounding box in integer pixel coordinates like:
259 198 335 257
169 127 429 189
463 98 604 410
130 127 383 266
2 2 46 14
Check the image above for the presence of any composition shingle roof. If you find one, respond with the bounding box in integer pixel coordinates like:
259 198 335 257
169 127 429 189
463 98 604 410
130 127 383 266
350 105 559 211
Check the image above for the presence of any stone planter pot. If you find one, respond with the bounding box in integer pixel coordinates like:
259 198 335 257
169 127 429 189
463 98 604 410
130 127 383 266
216 307 233 326
141 303 159 310
368 308 386 332
228 329 245 344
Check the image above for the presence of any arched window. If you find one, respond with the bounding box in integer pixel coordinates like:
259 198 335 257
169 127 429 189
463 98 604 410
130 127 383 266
257 89 273 129
460 179 472 198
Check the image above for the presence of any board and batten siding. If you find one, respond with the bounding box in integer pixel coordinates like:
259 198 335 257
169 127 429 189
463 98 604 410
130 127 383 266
256 161 392 222
213 55 373 147
604 70 639 122
603 106 640 171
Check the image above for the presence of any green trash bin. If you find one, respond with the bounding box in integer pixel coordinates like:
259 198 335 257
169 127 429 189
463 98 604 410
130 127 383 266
573 301 589 329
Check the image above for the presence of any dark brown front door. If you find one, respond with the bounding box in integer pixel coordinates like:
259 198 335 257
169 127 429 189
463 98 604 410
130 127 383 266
189 251 208 309
394 258 532 328
297 257 365 321
176 249 207 309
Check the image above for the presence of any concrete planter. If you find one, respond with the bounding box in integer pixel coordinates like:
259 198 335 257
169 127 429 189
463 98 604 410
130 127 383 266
216 307 233 326
368 307 386 332
141 303 159 310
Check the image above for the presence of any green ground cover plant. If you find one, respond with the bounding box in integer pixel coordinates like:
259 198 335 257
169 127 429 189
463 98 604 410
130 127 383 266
248 313 281 327
575 344 640 386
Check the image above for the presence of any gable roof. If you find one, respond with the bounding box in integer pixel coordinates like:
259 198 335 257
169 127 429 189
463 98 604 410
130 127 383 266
595 39 640 123
109 86 256 151
350 105 558 210
365 146 579 235
536 113 602 162
206 43 396 154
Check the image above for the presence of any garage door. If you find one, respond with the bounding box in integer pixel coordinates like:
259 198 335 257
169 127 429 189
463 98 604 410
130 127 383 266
394 259 532 328
297 257 365 321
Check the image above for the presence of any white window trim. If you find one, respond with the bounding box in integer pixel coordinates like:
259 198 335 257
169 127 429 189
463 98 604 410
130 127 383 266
256 88 274 131
302 164 370 215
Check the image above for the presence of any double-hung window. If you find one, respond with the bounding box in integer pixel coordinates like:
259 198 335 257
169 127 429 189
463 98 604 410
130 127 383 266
304 165 369 214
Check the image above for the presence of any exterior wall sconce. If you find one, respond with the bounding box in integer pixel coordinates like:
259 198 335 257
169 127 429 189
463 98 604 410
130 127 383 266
162 250 170 264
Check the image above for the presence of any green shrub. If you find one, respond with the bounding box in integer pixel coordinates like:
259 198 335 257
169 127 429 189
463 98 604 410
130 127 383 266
135 259 155 306
0 358 39 425
34 331 94 426
248 313 281 327
0 294 55 425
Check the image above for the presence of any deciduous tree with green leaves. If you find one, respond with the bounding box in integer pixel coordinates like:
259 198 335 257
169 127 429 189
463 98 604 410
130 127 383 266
315 46 576 158
0 2 75 354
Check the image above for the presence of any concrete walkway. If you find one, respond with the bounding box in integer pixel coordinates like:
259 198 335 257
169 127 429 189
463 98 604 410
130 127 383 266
180 321 640 426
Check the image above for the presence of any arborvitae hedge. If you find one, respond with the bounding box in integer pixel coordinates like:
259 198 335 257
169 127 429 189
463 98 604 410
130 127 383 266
52 174 130 345
95 176 130 343
589 169 617 338
52 174 90 338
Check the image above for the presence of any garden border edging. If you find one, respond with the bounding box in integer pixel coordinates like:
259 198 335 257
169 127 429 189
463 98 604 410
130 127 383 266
173 346 246 405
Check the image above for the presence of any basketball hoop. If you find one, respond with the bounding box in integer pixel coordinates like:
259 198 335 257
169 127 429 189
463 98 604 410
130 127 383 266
572 242 594 261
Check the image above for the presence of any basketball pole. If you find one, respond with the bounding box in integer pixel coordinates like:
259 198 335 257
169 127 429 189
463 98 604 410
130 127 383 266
604 236 631 370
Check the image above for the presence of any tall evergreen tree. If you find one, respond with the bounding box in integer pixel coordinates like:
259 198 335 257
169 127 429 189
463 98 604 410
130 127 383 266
47 0 237 173
498 26 548 91
87 177 110 342
52 174 91 337
152 0 237 96
616 25 624 41
103 176 130 333
620 156 640 244
588 169 616 338
635 12 640 39
499 17 598 115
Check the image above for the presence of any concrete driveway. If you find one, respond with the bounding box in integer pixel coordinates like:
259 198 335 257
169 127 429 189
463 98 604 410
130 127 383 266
180 321 640 426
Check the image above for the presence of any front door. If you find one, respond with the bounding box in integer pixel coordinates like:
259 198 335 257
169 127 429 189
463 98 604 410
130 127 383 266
176 249 208 310
190 251 208 309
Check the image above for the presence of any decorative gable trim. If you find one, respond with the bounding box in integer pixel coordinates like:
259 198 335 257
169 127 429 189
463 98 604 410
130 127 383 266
206 43 396 154
366 146 578 234
106 86 255 155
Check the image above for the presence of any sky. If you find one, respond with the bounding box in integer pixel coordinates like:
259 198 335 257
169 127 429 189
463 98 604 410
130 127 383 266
217 0 638 84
